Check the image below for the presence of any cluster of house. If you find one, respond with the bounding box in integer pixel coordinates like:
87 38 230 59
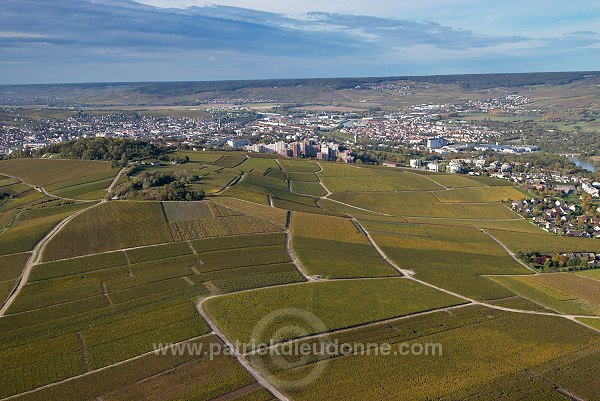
0 109 258 154
486 166 593 189
512 198 600 238
582 182 600 197
531 252 600 268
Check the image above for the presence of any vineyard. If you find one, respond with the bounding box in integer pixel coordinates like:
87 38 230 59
422 173 486 188
205 279 464 343
290 181 327 197
0 158 114 188
0 155 599 401
265 306 599 401
42 201 173 260
291 213 397 278
485 228 600 253
490 273 600 315
433 186 527 203
370 223 533 299
318 166 443 192
169 215 282 240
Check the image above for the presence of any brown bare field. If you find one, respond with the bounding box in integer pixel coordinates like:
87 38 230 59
169 215 281 241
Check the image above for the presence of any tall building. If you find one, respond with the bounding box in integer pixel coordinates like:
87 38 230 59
291 142 302 158
427 162 443 172
427 137 448 149
448 162 462 174
410 159 422 168
319 144 330 161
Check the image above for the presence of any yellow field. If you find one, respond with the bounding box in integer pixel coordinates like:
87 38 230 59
490 273 600 316
292 212 364 243
433 186 526 203
0 159 113 187
43 201 173 260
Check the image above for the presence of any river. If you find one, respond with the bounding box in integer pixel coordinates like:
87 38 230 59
567 156 597 173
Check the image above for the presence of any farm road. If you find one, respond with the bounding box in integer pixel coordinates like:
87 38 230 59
196 298 291 401
480 229 539 273
354 219 600 333
0 201 103 317
107 167 126 193
0 172 109 202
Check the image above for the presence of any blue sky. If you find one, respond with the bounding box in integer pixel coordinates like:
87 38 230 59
1 0 599 84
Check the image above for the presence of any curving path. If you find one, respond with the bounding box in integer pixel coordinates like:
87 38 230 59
354 219 600 333
107 167 127 194
0 172 103 202
480 228 538 274
4 162 600 399
0 201 102 317
284 212 316 282
195 298 290 401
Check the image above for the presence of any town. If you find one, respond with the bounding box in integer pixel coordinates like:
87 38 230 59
4 94 600 242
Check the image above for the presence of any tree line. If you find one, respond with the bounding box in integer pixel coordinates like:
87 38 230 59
35 138 172 167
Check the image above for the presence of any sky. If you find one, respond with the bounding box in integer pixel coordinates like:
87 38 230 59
1 0 599 84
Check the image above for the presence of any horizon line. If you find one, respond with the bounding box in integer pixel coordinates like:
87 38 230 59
2 69 599 87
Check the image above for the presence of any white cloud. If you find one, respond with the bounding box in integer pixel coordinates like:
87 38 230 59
0 31 48 38
136 0 600 38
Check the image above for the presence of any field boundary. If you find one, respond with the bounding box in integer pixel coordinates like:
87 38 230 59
0 334 214 401
480 228 538 273
196 298 289 401
285 212 315 282
0 201 103 317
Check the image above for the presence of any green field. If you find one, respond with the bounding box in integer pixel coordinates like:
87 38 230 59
189 232 305 293
370 223 532 299
423 173 486 188
576 269 600 280
291 213 398 278
221 185 270 205
48 170 118 200
329 191 473 217
1 153 599 400
485 229 600 253
433 186 526 203
228 170 320 209
211 154 247 168
287 172 320 182
0 280 16 305
489 273 600 315
0 208 86 256
1 335 261 401
278 159 321 173
290 181 327 196
261 305 599 401
43 201 173 260
319 164 443 192
204 279 464 344
0 253 30 282
0 159 116 194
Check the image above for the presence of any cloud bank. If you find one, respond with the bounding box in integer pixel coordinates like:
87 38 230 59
0 0 598 83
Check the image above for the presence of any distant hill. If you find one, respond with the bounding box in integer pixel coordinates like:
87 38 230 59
1 71 599 107
135 71 600 95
